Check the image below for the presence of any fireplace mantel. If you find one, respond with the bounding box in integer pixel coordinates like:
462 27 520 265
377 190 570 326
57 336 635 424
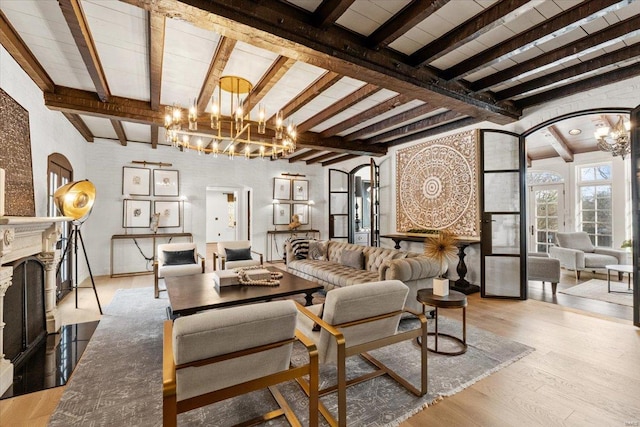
0 216 69 395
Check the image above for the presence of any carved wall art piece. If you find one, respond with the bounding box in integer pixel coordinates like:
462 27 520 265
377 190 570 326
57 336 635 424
0 88 35 216
396 129 479 237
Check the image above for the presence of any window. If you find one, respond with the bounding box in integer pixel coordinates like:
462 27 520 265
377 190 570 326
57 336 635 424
577 164 612 247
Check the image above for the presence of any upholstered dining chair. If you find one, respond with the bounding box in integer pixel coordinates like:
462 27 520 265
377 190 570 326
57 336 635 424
154 242 205 298
295 280 428 427
213 240 263 270
549 232 628 279
163 300 319 427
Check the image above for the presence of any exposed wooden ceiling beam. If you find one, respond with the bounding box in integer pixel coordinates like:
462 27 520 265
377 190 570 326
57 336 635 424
45 86 165 124
313 0 355 28
148 12 165 111
367 0 448 50
321 154 359 166
544 125 574 162
366 110 463 144
343 102 438 141
470 14 640 92
495 42 640 101
242 56 296 114
270 71 341 121
151 124 159 149
111 120 128 146
288 149 321 163
320 93 412 138
62 112 94 142
515 61 640 109
297 134 387 156
386 117 481 147
443 0 623 80
409 0 530 66
0 11 54 92
59 0 111 102
197 36 236 112
306 152 340 164
121 0 520 124
298 83 382 133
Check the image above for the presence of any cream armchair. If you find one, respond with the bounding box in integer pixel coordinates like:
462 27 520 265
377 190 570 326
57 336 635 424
154 243 205 298
163 300 318 427
549 232 628 279
295 280 427 427
213 240 263 270
528 252 561 294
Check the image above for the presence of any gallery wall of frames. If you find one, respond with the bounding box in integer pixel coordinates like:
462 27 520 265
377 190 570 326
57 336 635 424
273 177 310 226
121 166 182 230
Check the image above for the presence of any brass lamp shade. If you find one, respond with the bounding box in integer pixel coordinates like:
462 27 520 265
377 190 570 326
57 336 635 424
54 180 96 221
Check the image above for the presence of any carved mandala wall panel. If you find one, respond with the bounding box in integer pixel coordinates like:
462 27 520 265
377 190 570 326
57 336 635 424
396 130 479 237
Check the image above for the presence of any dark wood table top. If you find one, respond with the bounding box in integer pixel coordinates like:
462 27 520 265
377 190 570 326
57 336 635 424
165 266 323 316
417 289 467 308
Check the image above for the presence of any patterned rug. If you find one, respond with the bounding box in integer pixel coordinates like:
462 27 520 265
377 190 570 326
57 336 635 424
560 279 634 307
49 288 533 427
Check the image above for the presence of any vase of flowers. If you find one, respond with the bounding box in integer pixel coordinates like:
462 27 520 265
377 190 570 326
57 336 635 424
424 230 458 296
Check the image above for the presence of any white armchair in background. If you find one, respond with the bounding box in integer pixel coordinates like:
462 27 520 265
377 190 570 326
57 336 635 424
154 242 205 298
213 240 263 270
549 232 628 279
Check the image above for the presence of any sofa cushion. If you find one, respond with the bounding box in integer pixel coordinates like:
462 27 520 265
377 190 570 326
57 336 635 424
225 247 252 261
163 249 196 265
556 232 595 253
341 249 364 269
288 259 378 287
584 253 619 268
363 246 407 271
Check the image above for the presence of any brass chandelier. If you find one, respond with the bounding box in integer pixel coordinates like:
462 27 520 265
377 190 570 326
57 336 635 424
164 76 297 158
594 115 630 160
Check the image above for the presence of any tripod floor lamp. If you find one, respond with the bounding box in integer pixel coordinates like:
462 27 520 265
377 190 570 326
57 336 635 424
54 180 102 314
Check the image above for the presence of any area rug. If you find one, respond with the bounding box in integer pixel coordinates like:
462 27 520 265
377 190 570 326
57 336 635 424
49 288 533 427
560 279 633 307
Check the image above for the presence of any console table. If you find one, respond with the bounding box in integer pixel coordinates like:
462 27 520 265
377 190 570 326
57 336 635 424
266 229 320 262
110 232 193 277
381 234 481 294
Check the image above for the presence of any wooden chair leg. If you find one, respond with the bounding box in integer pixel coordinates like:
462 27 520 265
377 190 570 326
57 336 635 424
576 270 581 280
551 282 557 294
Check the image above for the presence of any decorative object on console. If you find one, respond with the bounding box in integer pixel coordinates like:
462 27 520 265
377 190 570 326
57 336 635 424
396 129 479 237
164 76 297 159
288 213 302 230
424 230 458 297
0 88 35 216
594 114 630 159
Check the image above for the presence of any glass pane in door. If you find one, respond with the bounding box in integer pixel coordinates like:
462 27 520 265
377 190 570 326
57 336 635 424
533 187 559 253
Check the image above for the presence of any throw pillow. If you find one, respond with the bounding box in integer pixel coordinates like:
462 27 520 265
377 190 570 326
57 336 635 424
340 249 364 270
308 240 328 260
225 247 252 261
290 238 311 260
163 249 196 265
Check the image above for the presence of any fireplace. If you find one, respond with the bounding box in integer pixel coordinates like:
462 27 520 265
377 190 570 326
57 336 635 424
4 256 46 366
0 216 65 395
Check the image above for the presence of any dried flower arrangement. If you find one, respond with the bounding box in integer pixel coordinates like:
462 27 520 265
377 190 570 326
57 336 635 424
423 230 458 277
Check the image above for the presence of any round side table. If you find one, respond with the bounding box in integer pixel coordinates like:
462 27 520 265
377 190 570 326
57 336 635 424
417 288 468 356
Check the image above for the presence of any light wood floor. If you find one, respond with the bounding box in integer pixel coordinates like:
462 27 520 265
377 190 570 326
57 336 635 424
1 268 639 426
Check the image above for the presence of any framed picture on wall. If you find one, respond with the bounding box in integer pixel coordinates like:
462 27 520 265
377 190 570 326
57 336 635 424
153 169 180 197
273 203 291 225
293 203 309 225
122 167 150 196
292 179 308 201
123 199 151 228
273 178 291 200
154 200 180 227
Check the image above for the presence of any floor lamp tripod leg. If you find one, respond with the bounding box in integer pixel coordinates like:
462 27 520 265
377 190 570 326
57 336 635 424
77 228 103 315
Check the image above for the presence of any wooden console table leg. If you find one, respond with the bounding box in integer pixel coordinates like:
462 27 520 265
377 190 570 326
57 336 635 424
450 243 479 295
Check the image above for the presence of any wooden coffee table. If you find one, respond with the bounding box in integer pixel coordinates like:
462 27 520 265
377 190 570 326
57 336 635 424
165 266 323 317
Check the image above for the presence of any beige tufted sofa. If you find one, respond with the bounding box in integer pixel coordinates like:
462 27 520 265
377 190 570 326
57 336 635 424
285 240 441 312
